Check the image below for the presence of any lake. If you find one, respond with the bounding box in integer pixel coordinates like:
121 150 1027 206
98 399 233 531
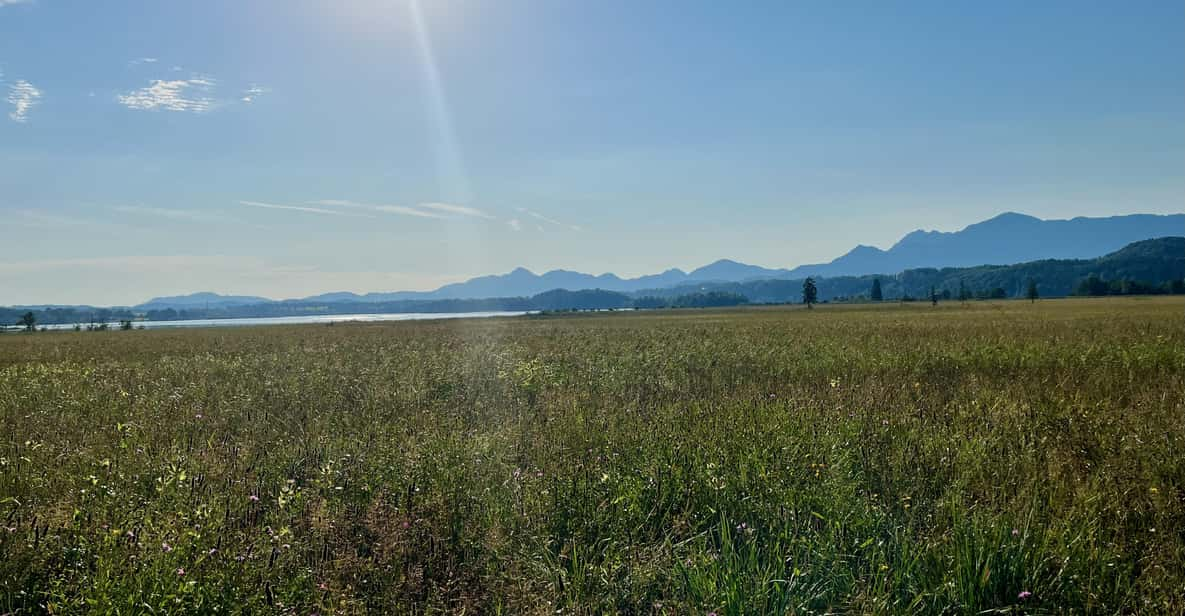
36 311 534 331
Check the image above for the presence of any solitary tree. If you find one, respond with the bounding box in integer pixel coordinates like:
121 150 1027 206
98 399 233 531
1026 279 1039 303
18 311 36 332
870 278 883 301
802 277 818 309
930 286 939 306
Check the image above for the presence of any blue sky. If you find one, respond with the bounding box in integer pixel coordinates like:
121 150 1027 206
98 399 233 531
2 0 1183 305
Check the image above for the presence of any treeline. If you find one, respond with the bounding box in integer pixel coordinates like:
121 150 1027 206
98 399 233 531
640 237 1185 303
140 290 750 321
633 292 749 309
1073 276 1185 297
0 306 136 326
5 237 1182 328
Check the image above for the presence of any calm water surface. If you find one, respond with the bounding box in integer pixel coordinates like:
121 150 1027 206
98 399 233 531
39 311 533 331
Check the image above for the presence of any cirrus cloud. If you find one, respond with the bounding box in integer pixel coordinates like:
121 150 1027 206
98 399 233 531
240 84 269 103
118 77 216 113
6 79 42 122
313 200 494 220
239 200 371 217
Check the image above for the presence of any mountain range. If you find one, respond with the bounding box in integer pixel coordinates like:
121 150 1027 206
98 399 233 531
137 212 1183 309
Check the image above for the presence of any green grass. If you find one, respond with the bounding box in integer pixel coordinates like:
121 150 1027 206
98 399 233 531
1 297 1183 614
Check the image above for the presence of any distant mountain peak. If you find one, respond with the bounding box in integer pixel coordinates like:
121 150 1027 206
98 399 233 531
790 212 1184 279
136 291 276 310
132 211 1184 309
989 211 1040 222
845 244 886 255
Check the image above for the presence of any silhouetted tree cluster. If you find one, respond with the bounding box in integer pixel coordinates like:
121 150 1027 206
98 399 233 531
634 292 748 309
1073 275 1185 297
802 278 818 308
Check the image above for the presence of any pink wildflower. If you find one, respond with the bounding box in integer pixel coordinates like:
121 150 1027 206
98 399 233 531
1018 591 1032 600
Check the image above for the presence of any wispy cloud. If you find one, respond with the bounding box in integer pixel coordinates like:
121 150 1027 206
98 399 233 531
516 207 582 231
7 80 41 122
313 200 462 220
507 218 522 232
0 0 34 7
374 204 447 219
418 202 494 219
112 205 237 224
247 199 497 222
128 57 158 66
239 200 367 216
312 200 441 219
118 77 216 113
240 84 269 103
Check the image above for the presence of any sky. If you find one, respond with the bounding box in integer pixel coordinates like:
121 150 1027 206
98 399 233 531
1 0 1183 306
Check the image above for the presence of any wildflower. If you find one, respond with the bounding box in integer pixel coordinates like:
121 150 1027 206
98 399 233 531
1018 591 1032 600
176 568 185 576
318 582 329 591
208 548 217 555
194 414 203 419
248 494 260 502
162 542 172 552
401 520 411 529
1149 487 1159 494
1011 528 1020 537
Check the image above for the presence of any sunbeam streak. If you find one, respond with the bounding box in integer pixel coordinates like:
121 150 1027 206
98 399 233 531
409 0 471 204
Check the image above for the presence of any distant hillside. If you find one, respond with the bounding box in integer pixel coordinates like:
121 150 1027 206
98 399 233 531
136 292 275 311
788 212 1184 278
18 211 1185 310
642 237 1185 302
5 238 1181 326
308 212 1183 301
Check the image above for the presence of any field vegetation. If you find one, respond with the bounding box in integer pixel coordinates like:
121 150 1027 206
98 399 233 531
1 297 1183 614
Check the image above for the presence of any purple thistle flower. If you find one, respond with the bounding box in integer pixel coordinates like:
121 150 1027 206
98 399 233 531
1018 590 1032 600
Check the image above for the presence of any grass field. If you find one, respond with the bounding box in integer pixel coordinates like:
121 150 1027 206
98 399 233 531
1 297 1183 614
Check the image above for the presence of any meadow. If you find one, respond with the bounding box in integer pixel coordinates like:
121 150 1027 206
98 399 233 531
1 297 1183 614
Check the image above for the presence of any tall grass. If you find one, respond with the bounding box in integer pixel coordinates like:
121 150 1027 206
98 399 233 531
1 297 1182 613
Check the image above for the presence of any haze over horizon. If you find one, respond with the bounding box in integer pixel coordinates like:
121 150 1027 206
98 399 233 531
3 1 1184 305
